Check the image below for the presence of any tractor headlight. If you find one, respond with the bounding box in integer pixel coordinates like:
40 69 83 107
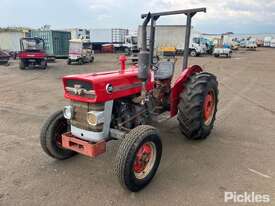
63 106 73 120
87 111 104 126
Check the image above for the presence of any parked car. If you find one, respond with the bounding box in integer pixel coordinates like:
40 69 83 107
0 50 10 65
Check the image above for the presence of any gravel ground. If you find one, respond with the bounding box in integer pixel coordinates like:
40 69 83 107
0 48 275 206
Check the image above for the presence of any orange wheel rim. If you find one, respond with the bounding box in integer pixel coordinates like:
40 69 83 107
203 90 215 126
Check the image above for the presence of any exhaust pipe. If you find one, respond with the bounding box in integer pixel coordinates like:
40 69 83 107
138 13 151 81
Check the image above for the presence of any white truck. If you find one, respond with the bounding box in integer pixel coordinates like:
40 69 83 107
123 35 139 62
264 37 272 47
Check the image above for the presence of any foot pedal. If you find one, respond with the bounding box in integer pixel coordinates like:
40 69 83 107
62 132 106 157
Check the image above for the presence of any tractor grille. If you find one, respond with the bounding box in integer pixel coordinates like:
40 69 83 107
65 80 95 98
71 101 104 132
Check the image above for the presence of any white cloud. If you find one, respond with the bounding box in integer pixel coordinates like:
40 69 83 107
146 0 275 25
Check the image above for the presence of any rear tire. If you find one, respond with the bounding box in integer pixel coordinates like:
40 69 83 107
115 125 162 192
177 72 218 140
40 110 76 160
19 60 26 70
67 59 71 65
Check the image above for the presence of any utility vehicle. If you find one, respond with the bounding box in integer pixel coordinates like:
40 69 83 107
40 8 219 192
67 39 94 65
18 37 47 69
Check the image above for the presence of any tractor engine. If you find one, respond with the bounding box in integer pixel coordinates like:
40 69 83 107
112 98 148 130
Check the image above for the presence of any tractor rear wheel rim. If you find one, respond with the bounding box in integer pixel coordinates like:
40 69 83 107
203 90 215 126
133 142 157 179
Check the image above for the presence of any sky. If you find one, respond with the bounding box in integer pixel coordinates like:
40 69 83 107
1 0 275 34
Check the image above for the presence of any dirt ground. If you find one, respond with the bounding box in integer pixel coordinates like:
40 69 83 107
0 48 275 206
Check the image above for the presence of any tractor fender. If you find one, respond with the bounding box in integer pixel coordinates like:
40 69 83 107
170 65 203 117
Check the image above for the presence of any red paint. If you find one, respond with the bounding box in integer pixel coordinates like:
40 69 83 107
63 63 202 117
119 55 127 73
63 65 154 103
133 143 152 173
170 65 203 117
62 132 106 157
18 51 46 59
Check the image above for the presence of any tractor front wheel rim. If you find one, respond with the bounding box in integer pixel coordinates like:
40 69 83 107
203 90 216 126
133 142 157 179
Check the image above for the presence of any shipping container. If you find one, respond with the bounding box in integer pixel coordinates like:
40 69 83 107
30 30 71 57
0 30 29 52
137 25 200 51
90 28 129 44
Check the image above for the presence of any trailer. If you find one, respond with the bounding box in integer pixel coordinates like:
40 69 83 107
90 28 129 50
137 25 205 56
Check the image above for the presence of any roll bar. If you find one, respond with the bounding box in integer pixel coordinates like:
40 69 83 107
140 8 206 70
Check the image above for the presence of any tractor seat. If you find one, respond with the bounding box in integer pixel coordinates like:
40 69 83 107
154 61 175 80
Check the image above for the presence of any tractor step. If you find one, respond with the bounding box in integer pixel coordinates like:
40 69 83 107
152 111 171 123
62 132 106 157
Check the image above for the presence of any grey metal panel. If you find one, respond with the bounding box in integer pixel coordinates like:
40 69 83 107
103 100 113 138
90 29 112 43
138 25 200 50
0 31 26 51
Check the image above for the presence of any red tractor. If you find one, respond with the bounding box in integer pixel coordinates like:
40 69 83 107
40 8 218 192
18 37 47 70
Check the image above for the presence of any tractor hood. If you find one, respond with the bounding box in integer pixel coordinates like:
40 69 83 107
63 66 153 103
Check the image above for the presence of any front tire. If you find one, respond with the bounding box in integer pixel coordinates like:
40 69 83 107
78 58 84 65
40 110 76 160
190 50 197 57
115 125 162 192
90 56 94 63
177 72 218 140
